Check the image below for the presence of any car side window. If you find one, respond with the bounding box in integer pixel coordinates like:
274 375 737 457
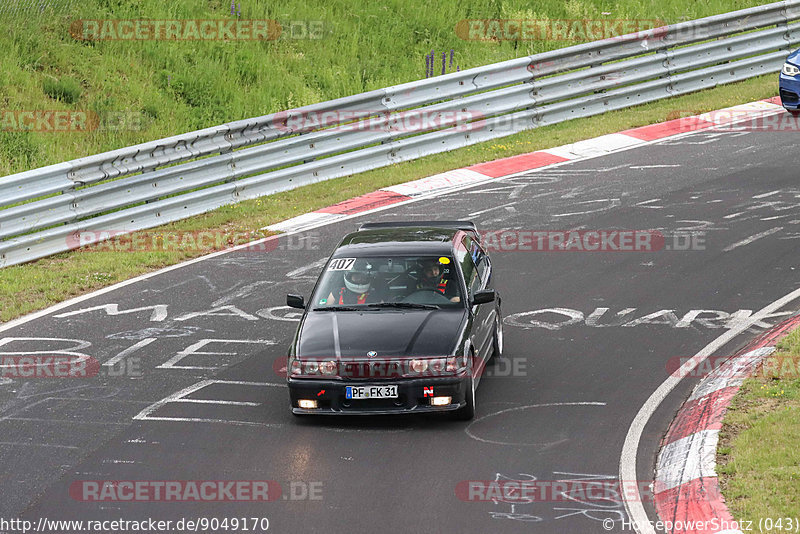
472 241 489 287
458 235 479 298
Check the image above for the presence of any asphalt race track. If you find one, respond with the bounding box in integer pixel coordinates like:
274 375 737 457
2 122 799 533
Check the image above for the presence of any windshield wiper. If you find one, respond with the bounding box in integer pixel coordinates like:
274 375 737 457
366 302 440 310
311 306 361 312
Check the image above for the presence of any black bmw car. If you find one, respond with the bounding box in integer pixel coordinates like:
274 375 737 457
285 221 502 420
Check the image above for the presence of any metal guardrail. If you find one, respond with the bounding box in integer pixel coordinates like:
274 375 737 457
2 1 799 267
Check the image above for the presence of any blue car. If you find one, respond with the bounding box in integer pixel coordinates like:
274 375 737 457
779 49 800 115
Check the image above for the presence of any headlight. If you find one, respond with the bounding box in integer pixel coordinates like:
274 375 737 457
290 359 337 377
410 359 429 373
319 360 337 375
290 359 302 376
782 62 800 76
408 357 459 376
446 356 459 372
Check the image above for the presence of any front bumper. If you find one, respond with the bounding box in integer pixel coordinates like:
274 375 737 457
779 73 800 110
288 375 469 415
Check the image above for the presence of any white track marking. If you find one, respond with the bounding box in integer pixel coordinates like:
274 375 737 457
544 133 645 159
133 379 214 421
723 211 744 219
722 227 783 252
211 280 274 307
132 415 284 428
102 338 156 367
14 384 90 400
54 304 169 322
156 339 275 370
753 190 782 198
551 198 621 217
465 402 607 446
0 441 79 449
5 418 127 425
133 379 286 423
382 168 489 196
286 258 328 278
132 379 409 434
655 429 719 491
204 380 285 386
619 286 800 534
468 201 519 217
172 399 260 406
629 165 681 169
266 212 335 232
687 346 775 401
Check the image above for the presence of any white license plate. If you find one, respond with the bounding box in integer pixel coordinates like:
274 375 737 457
346 385 398 399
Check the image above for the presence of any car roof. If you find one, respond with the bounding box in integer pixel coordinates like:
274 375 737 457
333 227 461 257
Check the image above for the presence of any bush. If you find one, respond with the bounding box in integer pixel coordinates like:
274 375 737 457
42 77 82 103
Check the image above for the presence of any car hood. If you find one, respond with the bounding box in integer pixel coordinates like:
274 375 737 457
788 48 800 65
296 309 467 359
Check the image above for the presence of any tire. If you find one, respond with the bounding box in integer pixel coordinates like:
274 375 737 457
789 109 800 117
453 367 476 420
492 307 504 359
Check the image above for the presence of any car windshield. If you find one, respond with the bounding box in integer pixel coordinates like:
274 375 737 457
310 255 464 309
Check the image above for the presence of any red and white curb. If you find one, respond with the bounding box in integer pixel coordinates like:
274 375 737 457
265 97 784 233
652 313 800 534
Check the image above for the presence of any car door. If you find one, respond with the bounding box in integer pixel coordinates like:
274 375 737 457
471 238 495 362
458 235 494 374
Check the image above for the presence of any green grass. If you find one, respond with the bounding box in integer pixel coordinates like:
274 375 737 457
718 327 800 530
0 72 778 322
0 0 771 175
42 76 82 104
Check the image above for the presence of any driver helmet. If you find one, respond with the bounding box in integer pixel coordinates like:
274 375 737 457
420 258 442 280
344 260 374 293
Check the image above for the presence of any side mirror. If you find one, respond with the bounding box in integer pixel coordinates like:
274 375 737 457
471 289 495 306
286 294 305 309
